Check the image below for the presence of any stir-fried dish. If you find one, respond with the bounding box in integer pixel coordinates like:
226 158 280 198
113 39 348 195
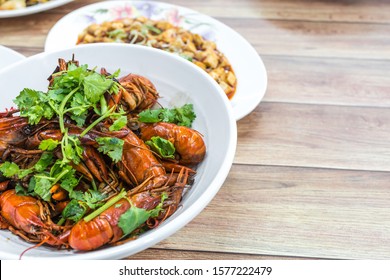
0 57 206 254
77 17 237 100
0 0 50 10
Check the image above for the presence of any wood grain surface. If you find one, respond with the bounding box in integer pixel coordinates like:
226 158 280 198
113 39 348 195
1 0 389 260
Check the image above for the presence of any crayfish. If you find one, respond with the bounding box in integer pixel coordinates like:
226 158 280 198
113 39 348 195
0 57 206 254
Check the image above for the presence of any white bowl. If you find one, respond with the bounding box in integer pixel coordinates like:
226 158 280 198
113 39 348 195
0 45 25 69
0 43 237 259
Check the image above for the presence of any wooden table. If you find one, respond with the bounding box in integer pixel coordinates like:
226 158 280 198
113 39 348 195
1 0 390 260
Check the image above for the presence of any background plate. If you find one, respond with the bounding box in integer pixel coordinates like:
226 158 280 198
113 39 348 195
44 0 267 120
0 0 73 18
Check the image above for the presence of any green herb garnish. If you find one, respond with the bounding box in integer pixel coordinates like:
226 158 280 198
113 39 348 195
96 137 125 163
118 192 168 237
145 136 175 159
138 103 196 127
13 62 123 166
0 152 54 179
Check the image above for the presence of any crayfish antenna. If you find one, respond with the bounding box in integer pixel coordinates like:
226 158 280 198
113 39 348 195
19 236 50 260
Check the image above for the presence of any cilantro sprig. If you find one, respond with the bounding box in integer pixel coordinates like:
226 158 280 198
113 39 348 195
118 192 168 237
96 137 125 163
60 190 107 223
138 104 196 127
2 61 135 225
13 89 54 125
81 188 168 236
13 62 125 166
0 152 54 179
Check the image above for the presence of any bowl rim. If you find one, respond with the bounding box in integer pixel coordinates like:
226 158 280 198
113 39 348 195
0 43 237 259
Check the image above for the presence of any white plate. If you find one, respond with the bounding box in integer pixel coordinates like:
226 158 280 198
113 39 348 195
0 45 25 68
44 0 267 120
0 43 237 259
0 0 73 18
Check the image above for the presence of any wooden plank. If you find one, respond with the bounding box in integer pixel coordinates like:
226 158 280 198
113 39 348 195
0 13 59 48
1 3 390 60
262 55 390 107
128 248 313 260
160 0 390 24
72 0 390 24
235 102 390 171
223 18 390 59
152 164 390 259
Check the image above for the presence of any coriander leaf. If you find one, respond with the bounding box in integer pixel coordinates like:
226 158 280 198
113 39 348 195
67 63 80 72
34 152 54 172
159 108 176 123
96 137 124 163
1 153 55 179
14 88 55 125
14 88 48 108
27 105 45 124
70 111 88 127
82 190 107 209
108 69 121 79
15 184 28 196
138 108 163 123
60 172 79 193
0 162 20 177
108 81 120 95
52 64 87 90
27 176 37 193
39 139 60 151
62 199 86 222
118 193 167 237
50 161 76 186
69 190 84 201
148 192 168 218
49 160 67 178
83 72 113 103
69 92 91 116
33 176 53 202
47 88 66 103
109 115 127 131
17 168 34 179
72 137 84 161
175 104 196 127
83 189 127 222
138 104 196 127
62 134 83 165
145 136 175 159
118 206 150 236
64 144 78 165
